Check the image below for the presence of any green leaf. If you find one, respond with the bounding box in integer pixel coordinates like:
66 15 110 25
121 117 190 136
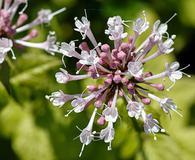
10 52 60 85
0 82 9 110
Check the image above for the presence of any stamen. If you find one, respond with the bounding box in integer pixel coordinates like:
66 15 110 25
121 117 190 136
73 135 80 141
94 64 100 77
143 10 147 22
172 109 183 117
64 108 75 117
150 120 165 132
181 72 191 78
179 64 190 71
165 13 177 24
178 64 191 78
19 0 28 14
10 49 16 60
76 126 83 132
49 8 66 19
62 55 66 68
76 64 85 74
153 134 157 141
93 42 102 51
79 144 85 157
84 9 87 19
107 141 112 151
122 20 132 28
80 87 88 97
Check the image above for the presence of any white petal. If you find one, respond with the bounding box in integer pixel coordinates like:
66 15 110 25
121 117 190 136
171 71 182 80
170 61 180 71
158 23 168 35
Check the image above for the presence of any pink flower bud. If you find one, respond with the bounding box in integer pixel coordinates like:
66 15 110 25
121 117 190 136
127 83 134 90
104 78 112 85
100 52 107 58
150 83 164 91
111 48 118 58
142 98 151 105
101 44 110 53
94 100 103 108
128 36 134 44
107 74 113 79
79 42 90 51
117 51 126 60
97 116 105 125
120 42 129 52
113 75 121 84
87 85 97 92
29 29 38 38
17 13 28 27
121 77 129 85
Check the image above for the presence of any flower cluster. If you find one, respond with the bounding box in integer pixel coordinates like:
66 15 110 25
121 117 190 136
46 12 190 156
0 0 65 63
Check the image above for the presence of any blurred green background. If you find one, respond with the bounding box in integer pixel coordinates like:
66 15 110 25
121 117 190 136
1 0 195 160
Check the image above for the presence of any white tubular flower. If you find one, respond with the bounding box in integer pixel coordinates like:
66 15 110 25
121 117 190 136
45 90 75 107
45 31 59 55
107 16 123 27
133 11 149 35
77 49 100 76
142 111 165 140
55 68 70 84
74 16 90 39
159 98 182 116
127 101 144 119
37 9 52 24
102 88 118 122
166 61 182 82
102 105 118 123
100 121 115 151
0 38 15 63
71 97 88 113
127 61 143 77
152 13 177 42
55 68 90 84
165 61 191 91
14 31 59 55
79 49 99 66
79 108 97 157
158 35 175 54
152 19 171 43
0 38 13 54
59 41 76 57
152 20 168 42
105 16 128 41
70 94 95 114
16 8 66 33
146 92 182 116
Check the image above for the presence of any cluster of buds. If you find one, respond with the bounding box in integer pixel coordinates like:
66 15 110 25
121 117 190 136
0 0 65 63
44 11 190 156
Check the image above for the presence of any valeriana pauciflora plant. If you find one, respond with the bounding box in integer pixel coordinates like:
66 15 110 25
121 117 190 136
0 0 65 64
46 11 191 157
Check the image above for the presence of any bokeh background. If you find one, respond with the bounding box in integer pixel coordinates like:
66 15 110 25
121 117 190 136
1 0 195 160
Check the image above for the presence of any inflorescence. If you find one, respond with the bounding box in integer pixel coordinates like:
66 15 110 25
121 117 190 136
0 0 65 63
0 3 186 156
